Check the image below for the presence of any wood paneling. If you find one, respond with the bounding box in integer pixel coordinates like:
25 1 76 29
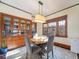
54 42 70 50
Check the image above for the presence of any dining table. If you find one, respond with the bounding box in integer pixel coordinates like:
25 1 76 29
30 37 48 57
30 37 48 45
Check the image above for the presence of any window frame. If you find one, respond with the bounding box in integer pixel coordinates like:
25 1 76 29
43 15 67 37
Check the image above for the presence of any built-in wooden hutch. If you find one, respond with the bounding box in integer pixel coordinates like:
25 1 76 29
0 12 37 50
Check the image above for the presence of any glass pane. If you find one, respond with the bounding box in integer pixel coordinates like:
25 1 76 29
4 16 11 21
59 20 65 26
14 18 19 22
48 22 56 36
3 16 11 37
21 23 26 30
21 20 25 23
48 22 56 27
27 24 30 30
4 16 11 29
21 30 25 35
13 18 19 29
12 18 19 36
11 30 19 36
27 21 30 24
58 20 66 36
27 21 30 31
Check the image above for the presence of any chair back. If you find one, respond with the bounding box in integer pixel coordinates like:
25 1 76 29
24 37 32 59
47 36 54 53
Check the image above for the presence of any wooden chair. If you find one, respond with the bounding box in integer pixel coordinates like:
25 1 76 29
41 36 54 59
47 36 54 59
25 37 41 59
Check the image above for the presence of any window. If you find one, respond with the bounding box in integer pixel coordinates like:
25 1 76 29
58 20 66 37
45 15 67 37
48 22 57 36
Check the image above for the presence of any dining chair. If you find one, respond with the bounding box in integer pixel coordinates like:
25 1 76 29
47 36 54 59
25 37 41 59
40 35 54 59
38 36 54 59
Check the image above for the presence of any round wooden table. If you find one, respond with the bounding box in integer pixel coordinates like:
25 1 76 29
30 38 48 45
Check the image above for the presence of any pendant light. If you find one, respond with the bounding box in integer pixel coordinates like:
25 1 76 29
34 1 45 23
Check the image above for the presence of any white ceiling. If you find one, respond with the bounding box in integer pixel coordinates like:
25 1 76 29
1 0 79 16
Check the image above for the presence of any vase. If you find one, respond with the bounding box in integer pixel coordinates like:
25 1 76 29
0 48 8 55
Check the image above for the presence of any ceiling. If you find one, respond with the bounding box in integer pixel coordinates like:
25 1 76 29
1 0 79 16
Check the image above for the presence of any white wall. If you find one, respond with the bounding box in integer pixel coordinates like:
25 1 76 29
0 3 32 19
46 5 79 45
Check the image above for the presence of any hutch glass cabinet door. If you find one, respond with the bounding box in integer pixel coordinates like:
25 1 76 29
12 18 19 36
3 16 11 38
26 20 32 38
27 21 30 31
20 19 26 35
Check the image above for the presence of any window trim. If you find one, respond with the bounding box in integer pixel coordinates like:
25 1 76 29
43 15 67 37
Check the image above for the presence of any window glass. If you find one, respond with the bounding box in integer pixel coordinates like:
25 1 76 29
48 22 56 36
58 20 66 36
44 15 67 37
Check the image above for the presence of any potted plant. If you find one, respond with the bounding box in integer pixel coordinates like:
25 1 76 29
0 39 8 55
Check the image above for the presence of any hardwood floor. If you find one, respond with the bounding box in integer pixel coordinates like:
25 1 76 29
42 46 77 59
6 46 77 59
32 46 77 59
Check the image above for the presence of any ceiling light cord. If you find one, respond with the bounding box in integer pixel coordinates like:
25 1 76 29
39 1 43 15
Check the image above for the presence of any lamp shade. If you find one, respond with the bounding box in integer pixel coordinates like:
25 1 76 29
34 14 45 23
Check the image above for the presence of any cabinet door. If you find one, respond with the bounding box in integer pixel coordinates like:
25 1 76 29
26 20 32 38
2 15 12 49
26 21 30 31
12 18 19 36
20 19 26 35
2 15 11 38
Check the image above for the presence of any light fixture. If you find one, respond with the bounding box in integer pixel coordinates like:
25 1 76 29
34 1 45 23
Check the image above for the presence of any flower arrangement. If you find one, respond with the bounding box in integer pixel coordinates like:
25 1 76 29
0 39 8 55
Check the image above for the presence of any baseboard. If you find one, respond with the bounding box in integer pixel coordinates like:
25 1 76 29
54 42 70 50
